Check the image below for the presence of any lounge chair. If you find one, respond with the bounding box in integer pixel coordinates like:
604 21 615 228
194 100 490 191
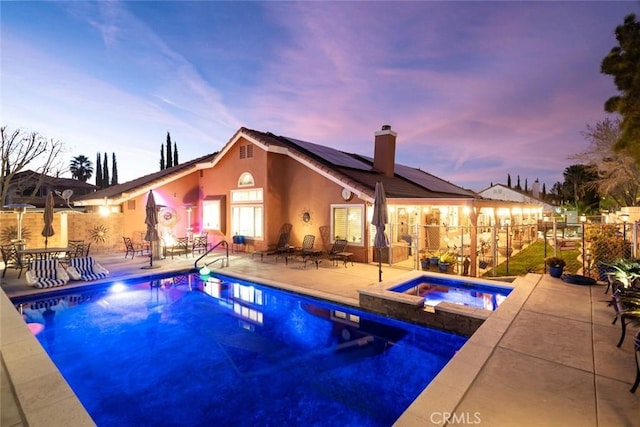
253 231 291 261
327 239 353 267
25 259 69 288
66 256 109 281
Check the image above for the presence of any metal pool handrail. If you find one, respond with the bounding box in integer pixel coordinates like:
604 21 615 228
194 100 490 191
195 240 229 270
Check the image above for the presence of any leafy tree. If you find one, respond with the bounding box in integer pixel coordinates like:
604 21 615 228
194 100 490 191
572 117 640 207
562 164 600 212
102 152 109 187
0 126 65 206
601 13 640 159
69 155 93 182
111 153 118 186
96 152 103 188
166 132 173 168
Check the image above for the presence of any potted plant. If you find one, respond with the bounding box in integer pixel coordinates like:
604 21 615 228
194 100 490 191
545 256 566 278
438 251 456 273
419 251 429 270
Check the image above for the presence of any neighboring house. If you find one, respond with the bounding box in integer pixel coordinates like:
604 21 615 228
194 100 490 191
71 125 542 276
477 183 555 213
2 170 98 208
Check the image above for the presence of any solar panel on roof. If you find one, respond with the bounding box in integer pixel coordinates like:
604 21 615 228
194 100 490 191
395 164 473 196
284 137 371 171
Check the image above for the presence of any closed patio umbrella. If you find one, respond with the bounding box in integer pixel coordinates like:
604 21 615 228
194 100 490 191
143 190 160 269
371 182 389 282
41 191 55 249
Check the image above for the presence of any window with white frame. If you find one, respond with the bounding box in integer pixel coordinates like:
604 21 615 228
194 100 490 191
238 172 255 187
203 200 222 230
331 204 364 245
231 188 263 238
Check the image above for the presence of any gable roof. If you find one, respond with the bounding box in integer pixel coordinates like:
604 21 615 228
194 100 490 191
73 152 217 206
74 126 480 206
236 128 478 201
477 183 554 210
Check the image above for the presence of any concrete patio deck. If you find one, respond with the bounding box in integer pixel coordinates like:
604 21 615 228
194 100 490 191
2 250 639 426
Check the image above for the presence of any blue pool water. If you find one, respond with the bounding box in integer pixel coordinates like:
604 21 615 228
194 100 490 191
13 272 467 426
389 275 513 311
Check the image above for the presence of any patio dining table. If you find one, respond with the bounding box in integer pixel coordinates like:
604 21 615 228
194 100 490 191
17 247 70 264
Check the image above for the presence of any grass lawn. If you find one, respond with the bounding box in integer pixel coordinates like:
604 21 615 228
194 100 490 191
482 239 582 278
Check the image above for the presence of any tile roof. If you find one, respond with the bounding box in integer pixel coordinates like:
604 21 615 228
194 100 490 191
73 152 217 202
241 128 478 200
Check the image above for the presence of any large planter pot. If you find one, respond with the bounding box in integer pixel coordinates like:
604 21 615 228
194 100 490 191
549 266 564 278
420 260 429 270
429 256 439 266
438 262 450 273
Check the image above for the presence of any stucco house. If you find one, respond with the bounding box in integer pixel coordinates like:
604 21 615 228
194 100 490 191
67 125 542 276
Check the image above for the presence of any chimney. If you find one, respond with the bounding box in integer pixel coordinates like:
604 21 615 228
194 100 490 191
373 125 397 177
532 179 540 199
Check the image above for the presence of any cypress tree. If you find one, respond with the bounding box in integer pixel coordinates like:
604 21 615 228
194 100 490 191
173 142 178 165
160 145 165 170
111 153 118 186
166 132 173 168
515 175 522 191
103 152 109 188
96 152 103 188
525 178 528 193
507 174 512 188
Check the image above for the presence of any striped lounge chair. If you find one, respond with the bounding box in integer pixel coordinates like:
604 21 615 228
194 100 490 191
66 256 109 281
25 259 70 289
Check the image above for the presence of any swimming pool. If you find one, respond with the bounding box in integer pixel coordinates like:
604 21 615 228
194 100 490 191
12 272 467 426
389 275 513 311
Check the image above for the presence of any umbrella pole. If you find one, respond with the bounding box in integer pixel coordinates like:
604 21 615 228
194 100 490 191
149 241 153 267
378 248 382 282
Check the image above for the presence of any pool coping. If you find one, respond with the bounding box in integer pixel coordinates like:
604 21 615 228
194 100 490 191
1 270 533 427
393 273 537 426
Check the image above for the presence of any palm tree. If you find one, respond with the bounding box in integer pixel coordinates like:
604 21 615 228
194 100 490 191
69 155 94 182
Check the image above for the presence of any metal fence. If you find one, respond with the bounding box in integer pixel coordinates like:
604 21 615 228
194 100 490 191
386 220 638 278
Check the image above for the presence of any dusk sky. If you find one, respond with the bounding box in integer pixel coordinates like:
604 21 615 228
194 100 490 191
2 1 637 192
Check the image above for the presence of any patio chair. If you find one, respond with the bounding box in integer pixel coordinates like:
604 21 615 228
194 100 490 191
192 232 209 255
1 244 24 278
123 237 149 259
164 237 190 259
291 234 322 269
25 259 69 289
632 329 640 393
327 239 353 267
610 287 640 347
66 256 109 281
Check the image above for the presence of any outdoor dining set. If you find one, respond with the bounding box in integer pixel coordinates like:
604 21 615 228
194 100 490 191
0 239 106 289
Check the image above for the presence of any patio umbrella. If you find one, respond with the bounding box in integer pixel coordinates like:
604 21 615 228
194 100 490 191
41 191 55 249
371 181 389 282
143 190 160 268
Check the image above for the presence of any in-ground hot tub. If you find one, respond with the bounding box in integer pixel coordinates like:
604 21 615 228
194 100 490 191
358 273 514 336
